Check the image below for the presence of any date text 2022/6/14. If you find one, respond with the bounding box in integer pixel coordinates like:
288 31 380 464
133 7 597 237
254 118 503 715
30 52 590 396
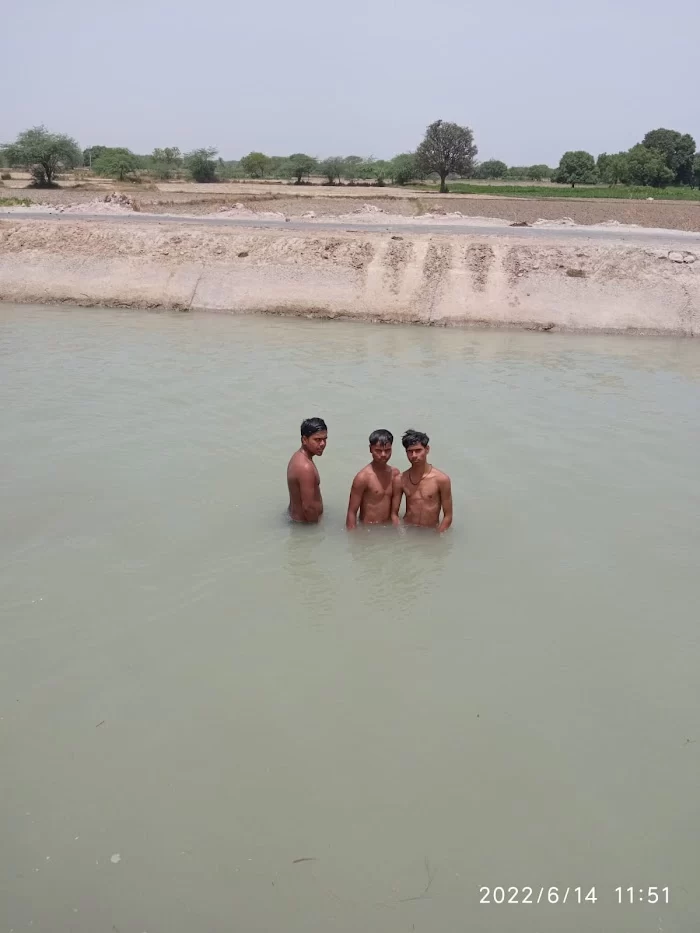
479 886 670 906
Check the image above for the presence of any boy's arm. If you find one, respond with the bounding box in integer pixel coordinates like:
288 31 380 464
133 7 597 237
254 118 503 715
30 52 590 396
390 471 403 526
345 474 365 529
437 474 453 533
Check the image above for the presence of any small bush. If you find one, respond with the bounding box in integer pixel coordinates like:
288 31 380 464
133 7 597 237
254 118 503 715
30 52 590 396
1 172 11 180
0 197 32 206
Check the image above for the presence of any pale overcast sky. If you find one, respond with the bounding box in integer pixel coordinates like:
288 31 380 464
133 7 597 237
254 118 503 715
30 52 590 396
3 0 698 164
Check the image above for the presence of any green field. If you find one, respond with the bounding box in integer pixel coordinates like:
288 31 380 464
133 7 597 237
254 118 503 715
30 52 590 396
410 183 700 201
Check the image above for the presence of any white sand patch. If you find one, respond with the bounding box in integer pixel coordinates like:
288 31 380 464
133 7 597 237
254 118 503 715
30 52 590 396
0 193 137 215
533 217 577 227
213 203 287 220
60 193 137 214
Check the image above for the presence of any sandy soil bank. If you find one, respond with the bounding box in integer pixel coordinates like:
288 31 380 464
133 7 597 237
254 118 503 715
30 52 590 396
5 183 700 231
1 218 698 335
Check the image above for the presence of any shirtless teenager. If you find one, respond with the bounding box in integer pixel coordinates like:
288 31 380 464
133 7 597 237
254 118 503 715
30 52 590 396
287 417 327 523
392 429 453 533
346 429 401 529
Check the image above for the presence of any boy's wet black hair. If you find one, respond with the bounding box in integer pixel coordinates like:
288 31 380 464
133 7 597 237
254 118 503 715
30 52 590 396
402 429 429 448
369 429 393 446
300 417 327 437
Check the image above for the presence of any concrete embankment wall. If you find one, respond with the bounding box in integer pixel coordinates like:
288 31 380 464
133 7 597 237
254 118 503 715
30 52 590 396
1 220 698 334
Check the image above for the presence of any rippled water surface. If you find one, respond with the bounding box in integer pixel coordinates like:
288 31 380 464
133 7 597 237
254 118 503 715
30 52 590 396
2 304 700 933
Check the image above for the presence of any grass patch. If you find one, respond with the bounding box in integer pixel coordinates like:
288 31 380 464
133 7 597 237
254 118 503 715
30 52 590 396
410 183 700 201
0 197 32 206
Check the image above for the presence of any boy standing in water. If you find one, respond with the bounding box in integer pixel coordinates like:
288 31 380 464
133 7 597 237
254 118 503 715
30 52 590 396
287 417 327 523
393 429 453 533
346 429 401 529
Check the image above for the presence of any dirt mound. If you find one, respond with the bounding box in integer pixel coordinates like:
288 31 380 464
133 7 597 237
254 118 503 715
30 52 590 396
213 202 287 221
353 204 386 214
532 217 577 227
59 193 137 214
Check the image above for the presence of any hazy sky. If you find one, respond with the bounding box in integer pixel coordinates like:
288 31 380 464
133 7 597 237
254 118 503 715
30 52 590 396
3 0 698 164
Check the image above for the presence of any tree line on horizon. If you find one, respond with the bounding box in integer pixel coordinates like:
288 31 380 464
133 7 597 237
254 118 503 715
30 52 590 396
2 122 699 191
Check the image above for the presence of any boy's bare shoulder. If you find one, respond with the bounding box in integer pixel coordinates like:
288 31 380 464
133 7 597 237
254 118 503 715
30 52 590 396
288 451 314 475
352 465 372 484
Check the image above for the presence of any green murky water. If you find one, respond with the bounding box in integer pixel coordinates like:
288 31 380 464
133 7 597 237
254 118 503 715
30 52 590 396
2 305 699 933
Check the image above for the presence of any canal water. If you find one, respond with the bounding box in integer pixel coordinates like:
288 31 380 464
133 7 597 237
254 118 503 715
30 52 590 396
1 304 699 933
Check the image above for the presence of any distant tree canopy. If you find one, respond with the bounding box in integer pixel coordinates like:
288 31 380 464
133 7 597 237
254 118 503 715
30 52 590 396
216 159 241 180
7 121 700 195
240 151 271 178
152 147 181 164
3 125 82 187
642 128 696 185
185 147 218 183
149 147 183 180
590 128 697 189
266 156 289 177
475 159 507 179
287 153 317 184
389 152 418 186
92 148 139 181
318 157 343 185
553 150 597 187
341 155 364 182
362 159 392 186
82 145 109 167
416 120 478 192
525 164 551 181
624 144 675 187
597 152 628 186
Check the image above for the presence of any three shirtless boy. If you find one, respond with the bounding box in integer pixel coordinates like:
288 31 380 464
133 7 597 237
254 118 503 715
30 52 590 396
287 417 453 533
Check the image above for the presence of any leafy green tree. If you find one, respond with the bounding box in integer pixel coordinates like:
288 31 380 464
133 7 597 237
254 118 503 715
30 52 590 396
526 164 551 181
693 154 700 189
240 151 271 178
642 128 696 185
390 152 418 185
3 125 81 187
475 159 508 179
506 166 528 179
152 147 181 165
287 153 317 184
319 157 343 184
83 145 109 168
597 152 628 186
359 159 392 186
340 155 365 182
416 119 478 192
264 156 288 177
150 147 182 177
185 147 218 183
624 144 675 187
92 148 139 181
553 150 597 187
